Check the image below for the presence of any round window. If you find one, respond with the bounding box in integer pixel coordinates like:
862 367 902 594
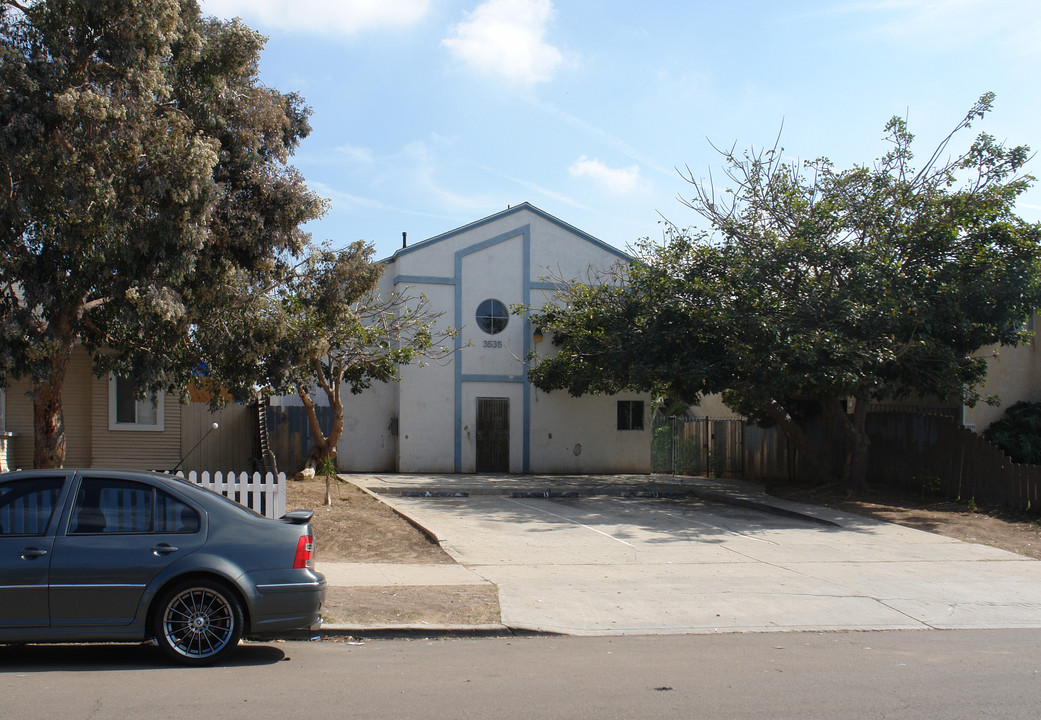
476 299 509 335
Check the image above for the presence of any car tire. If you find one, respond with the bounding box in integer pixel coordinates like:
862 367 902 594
152 578 244 666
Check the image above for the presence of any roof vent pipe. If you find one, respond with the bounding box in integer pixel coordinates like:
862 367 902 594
402 231 407 248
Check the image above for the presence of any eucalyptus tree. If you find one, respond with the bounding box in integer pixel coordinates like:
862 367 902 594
529 94 1041 491
0 0 324 466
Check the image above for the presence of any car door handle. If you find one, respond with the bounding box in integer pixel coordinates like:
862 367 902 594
20 547 48 559
153 543 179 556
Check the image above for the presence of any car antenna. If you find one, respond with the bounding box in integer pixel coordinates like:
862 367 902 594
170 422 219 474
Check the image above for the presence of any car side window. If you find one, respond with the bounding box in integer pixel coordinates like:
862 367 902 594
156 490 200 533
0 477 65 536
70 478 201 535
72 478 154 534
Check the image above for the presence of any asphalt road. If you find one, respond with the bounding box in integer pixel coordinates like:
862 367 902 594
3 630 1040 719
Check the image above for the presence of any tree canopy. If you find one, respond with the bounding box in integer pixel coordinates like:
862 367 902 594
0 0 325 466
528 94 1041 490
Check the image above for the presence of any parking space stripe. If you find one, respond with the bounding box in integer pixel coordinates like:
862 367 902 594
504 497 636 548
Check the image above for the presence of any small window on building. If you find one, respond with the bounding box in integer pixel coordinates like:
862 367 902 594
476 299 509 335
617 400 644 431
109 375 164 431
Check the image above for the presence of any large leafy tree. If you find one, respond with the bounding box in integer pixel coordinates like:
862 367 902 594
529 94 1041 491
0 0 324 467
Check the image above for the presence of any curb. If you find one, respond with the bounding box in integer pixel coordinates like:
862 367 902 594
684 487 842 527
261 623 529 641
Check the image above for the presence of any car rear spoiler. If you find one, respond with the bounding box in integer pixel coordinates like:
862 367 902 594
280 509 315 524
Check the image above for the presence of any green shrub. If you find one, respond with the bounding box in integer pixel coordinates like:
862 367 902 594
316 456 338 477
983 401 1041 464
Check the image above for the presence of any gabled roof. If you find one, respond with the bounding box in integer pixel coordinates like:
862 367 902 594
383 202 632 263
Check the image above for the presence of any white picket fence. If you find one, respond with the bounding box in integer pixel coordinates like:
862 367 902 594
177 470 286 519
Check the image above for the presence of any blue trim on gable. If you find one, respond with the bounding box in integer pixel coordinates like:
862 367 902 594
385 202 631 264
522 229 532 473
461 374 526 384
451 225 534 473
393 274 456 286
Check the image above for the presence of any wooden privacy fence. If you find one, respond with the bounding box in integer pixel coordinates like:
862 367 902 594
652 417 744 477
267 405 335 474
866 412 1041 513
179 402 256 474
656 409 1041 513
175 470 286 519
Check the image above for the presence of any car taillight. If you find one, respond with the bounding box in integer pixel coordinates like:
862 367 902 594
293 535 315 569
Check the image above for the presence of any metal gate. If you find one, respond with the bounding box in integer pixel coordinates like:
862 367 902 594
652 416 744 477
476 398 510 472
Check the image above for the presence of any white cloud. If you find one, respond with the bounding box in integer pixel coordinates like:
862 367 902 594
402 140 495 212
442 0 565 84
331 144 376 165
818 0 1041 54
569 156 643 195
478 166 587 210
199 0 430 35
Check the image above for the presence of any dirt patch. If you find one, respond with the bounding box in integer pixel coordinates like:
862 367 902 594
321 585 501 626
285 476 498 626
286 476 454 564
763 480 1041 561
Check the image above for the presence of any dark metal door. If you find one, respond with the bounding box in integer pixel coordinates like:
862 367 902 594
476 398 510 473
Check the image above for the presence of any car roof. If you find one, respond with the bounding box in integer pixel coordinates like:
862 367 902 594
1 468 260 516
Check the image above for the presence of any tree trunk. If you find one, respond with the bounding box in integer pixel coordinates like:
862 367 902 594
296 382 344 472
32 346 72 469
823 397 871 495
296 383 326 472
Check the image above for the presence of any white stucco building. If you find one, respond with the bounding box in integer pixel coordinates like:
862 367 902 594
332 203 651 474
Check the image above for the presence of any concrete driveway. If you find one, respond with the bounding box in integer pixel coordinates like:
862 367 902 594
352 474 1041 635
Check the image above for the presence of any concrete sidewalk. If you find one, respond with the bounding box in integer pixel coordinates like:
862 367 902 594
314 474 1041 637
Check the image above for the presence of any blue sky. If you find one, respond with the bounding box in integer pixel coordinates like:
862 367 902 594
199 0 1041 258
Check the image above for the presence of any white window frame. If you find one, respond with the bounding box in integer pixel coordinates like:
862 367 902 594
108 374 164 431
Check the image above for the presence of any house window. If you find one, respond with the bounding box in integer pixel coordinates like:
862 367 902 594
0 388 5 432
617 400 644 431
108 375 164 431
476 299 509 335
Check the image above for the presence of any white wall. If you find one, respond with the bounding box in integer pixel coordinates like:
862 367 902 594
529 388 650 473
964 326 1041 431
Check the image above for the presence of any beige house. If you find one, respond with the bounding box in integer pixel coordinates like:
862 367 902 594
963 317 1041 431
0 346 253 472
685 317 1041 434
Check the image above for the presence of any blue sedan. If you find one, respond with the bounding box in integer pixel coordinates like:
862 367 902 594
0 469 325 665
